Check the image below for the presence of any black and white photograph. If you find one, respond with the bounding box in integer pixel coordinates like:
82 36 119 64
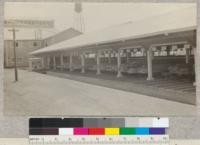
3 2 198 116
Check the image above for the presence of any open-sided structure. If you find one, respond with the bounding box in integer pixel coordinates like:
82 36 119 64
31 7 197 104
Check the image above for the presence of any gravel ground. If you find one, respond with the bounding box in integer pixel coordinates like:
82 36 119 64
4 69 197 116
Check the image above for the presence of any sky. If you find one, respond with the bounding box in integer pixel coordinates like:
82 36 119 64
4 2 196 40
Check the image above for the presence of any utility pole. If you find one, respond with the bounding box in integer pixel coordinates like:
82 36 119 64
8 28 19 82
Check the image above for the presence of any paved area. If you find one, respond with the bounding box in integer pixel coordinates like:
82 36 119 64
4 69 197 116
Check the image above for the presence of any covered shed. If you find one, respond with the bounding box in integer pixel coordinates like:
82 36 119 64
31 6 196 81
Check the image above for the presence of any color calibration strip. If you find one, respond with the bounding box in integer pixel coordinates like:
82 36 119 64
29 118 169 144
30 127 166 135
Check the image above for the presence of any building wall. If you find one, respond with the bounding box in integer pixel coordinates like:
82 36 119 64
4 40 43 68
4 28 82 68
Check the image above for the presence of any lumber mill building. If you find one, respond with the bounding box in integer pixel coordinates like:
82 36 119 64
31 7 197 104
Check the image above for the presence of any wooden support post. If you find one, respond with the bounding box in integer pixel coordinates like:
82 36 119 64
28 59 32 72
47 56 50 69
108 51 111 64
53 56 56 70
41 57 44 69
147 47 154 81
43 56 47 69
117 49 122 78
193 46 197 87
185 44 190 64
69 53 73 72
81 53 85 73
60 54 64 71
96 50 101 75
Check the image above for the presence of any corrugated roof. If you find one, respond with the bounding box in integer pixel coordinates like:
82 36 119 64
31 6 196 55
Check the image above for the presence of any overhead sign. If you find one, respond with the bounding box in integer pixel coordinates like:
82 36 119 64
4 19 54 28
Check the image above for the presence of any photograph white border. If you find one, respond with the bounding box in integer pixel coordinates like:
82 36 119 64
0 0 200 139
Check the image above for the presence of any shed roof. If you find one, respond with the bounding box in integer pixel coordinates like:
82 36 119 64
31 6 196 55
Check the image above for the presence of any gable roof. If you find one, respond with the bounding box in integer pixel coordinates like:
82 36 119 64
31 6 196 55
